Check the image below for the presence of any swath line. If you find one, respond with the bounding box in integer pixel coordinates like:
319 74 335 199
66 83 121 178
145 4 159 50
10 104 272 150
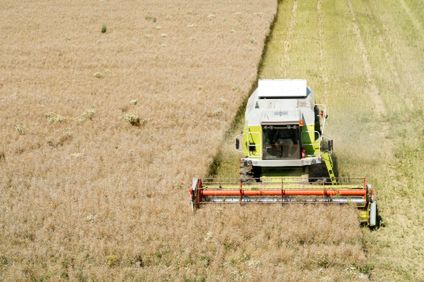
346 0 386 115
364 0 414 110
317 0 329 105
282 0 298 77
399 0 424 38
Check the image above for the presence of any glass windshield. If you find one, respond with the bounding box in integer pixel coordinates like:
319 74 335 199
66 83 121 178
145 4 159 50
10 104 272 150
263 125 301 160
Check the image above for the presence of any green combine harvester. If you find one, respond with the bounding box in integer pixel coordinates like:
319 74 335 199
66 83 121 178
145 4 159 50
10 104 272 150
190 79 379 228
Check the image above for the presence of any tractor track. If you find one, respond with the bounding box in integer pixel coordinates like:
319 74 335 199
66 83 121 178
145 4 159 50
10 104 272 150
316 0 329 105
399 0 424 38
346 0 386 116
282 0 297 77
346 0 398 159
343 2 394 280
364 1 414 109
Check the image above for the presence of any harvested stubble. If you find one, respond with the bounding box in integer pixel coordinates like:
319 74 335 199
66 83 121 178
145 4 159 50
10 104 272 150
258 0 424 280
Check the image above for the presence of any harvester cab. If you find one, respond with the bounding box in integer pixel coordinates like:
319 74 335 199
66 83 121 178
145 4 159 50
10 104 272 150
239 79 335 182
190 79 379 228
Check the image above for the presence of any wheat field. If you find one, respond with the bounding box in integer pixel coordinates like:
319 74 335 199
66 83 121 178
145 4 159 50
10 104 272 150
1 0 424 281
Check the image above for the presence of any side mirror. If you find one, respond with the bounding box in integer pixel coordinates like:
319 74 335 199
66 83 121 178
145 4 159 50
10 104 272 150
235 138 240 150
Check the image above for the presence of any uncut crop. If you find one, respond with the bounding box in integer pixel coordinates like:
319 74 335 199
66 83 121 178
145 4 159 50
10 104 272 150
0 0 276 280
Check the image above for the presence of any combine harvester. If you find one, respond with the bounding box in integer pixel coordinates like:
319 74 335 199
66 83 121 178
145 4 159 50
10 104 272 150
190 79 379 227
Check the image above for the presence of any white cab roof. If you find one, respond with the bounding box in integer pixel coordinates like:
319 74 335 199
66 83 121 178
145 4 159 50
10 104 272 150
257 79 307 98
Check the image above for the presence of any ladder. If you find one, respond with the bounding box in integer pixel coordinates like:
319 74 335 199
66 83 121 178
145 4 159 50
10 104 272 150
321 151 337 185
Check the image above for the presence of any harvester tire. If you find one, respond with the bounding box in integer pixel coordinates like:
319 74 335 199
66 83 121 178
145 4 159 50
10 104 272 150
308 163 329 183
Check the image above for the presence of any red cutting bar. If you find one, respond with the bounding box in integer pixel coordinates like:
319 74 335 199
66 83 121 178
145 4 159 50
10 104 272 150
201 189 366 197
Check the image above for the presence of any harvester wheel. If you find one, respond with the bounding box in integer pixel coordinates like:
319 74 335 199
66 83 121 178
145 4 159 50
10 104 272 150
240 161 256 182
308 163 329 183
